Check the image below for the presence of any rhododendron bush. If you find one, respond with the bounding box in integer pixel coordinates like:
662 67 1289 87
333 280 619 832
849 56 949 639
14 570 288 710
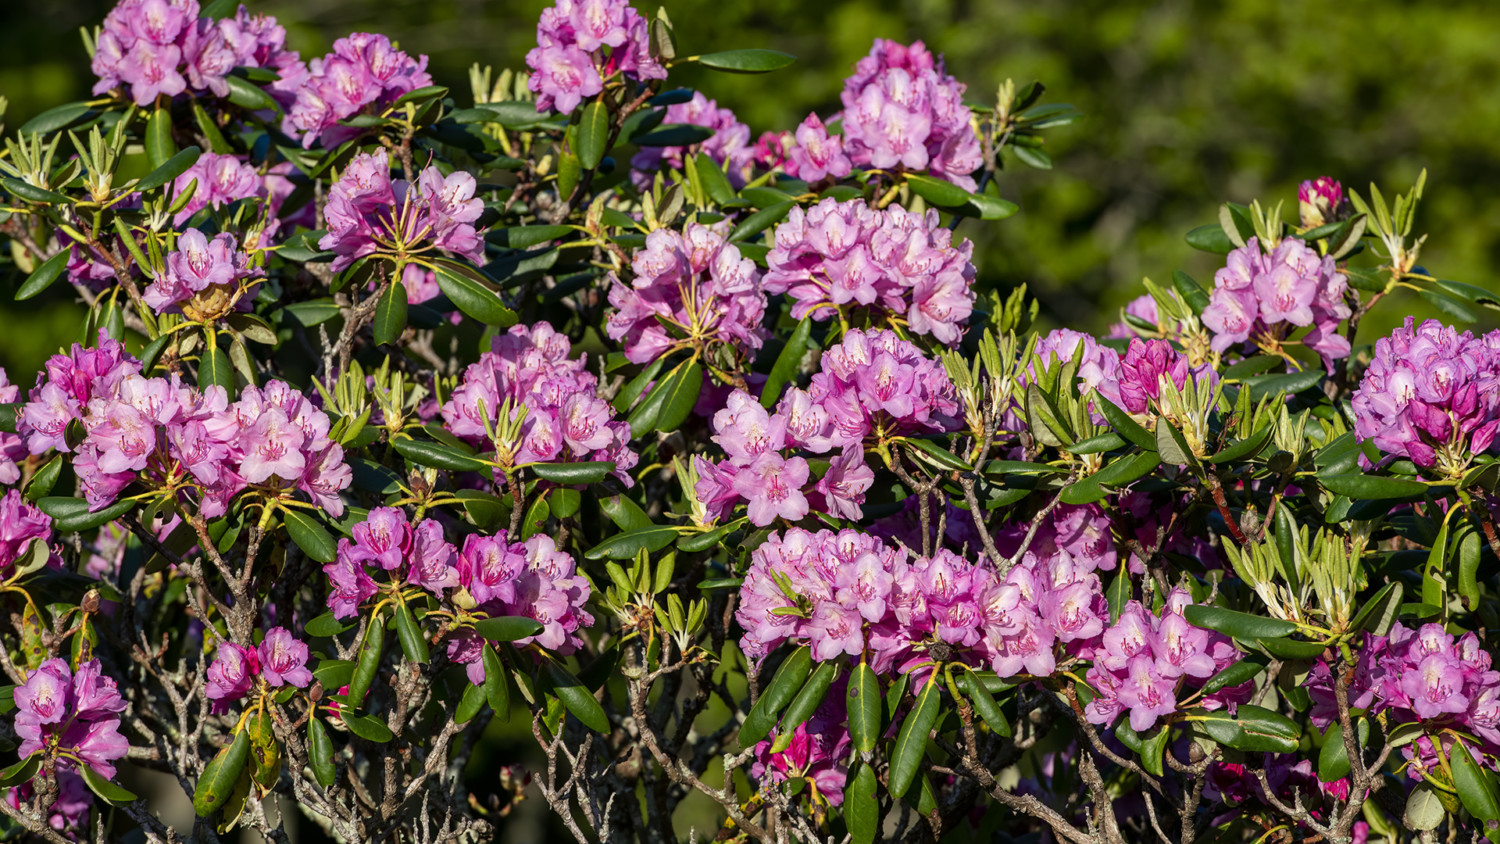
0 1 1497 843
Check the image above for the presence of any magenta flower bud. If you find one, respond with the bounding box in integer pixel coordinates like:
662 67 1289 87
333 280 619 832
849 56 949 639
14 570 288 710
257 627 313 688
1299 176 1345 228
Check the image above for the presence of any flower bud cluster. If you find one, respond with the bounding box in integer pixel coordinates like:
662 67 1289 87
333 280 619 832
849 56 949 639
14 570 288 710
1351 317 1500 472
1083 590 1246 733
143 229 261 319
526 0 667 114
92 1 298 106
839 39 982 189
1201 237 1351 370
320 150 484 274
206 626 313 710
1298 176 1346 229
20 334 351 516
606 222 767 363
286 33 433 148
764 198 976 345
13 659 129 780
440 322 637 481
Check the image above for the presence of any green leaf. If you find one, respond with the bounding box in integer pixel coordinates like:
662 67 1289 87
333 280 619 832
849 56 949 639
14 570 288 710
194 729 250 816
1318 720 1369 783
0 753 40 787
199 338 233 392
904 437 972 472
847 663 883 754
1067 431 1127 455
136 146 201 193
728 200 795 243
490 225 574 249
600 494 653 532
145 104 177 169
1171 270 1211 314
1349 581 1403 636
1 178 68 204
520 495 550 539
304 612 351 638
307 718 336 788
529 461 615 484
16 249 69 300
1241 370 1324 402
845 763 879 844
694 153 736 206
312 659 355 690
280 298 342 327
740 646 812 748
760 317 812 408
247 709 280 791
457 680 487 724
771 660 839 752
346 611 386 706
633 124 716 147
23 455 61 502
1457 523 1483 611
1105 569 1131 623
1451 738 1500 820
0 403 17 434
1182 605 1297 640
473 616 545 641
656 360 703 433
958 670 1011 737
889 677 941 799
612 357 665 414
79 761 136 806
483 644 510 717
696 49 797 73
341 712 394 743
548 662 610 733
1403 781 1445 831
1155 417 1196 467
905 173 972 208
1200 657 1266 696
431 260 517 326
225 75 277 111
1185 223 1236 254
1200 704 1300 753
583 525 681 560
1318 474 1426 500
17 102 95 136
393 438 489 472
38 496 134 533
281 508 336 563
677 521 737 552
392 602 429 664
373 280 408 345
576 101 610 170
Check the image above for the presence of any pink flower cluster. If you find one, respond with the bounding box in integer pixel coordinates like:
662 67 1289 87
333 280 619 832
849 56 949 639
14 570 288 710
1307 622 1500 770
143 229 261 317
526 0 667 114
170 152 262 226
286 33 433 148
750 677 851 806
784 114 852 183
995 502 1118 573
764 198 977 345
441 322 636 482
630 92 754 188
1201 237 1351 371
0 490 57 577
1029 328 1120 395
838 39 982 189
20 334 351 516
13 659 130 780
320 150 484 274
1084 590 1246 733
0 369 27 485
206 627 312 711
1097 338 1196 416
1299 176 1346 229
324 507 593 682
1351 317 1500 470
606 223 766 364
91 0 298 106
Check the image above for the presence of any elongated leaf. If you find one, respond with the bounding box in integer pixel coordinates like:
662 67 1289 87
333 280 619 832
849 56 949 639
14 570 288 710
1318 474 1426 500
473 616 544 641
1200 704 1300 753
697 49 796 73
146 105 177 169
1201 657 1266 696
576 101 610 170
38 496 134 533
1185 223 1236 254
1171 270 1211 314
81 762 136 806
760 317 811 409
392 602 429 664
633 124 715 147
194 730 250 816
889 678 941 799
771 660 839 752
1349 581 1403 636
456 680 487 723
959 670 1011 737
247 709 280 790
741 646 812 748
346 612 386 706
373 280 408 345
136 147 201 193
393 438 489 472
906 173 971 207
1404 781 1445 831
693 153 736 206
0 754 40 787
312 659 355 690
905 437 972 472
845 763 879 844
1182 605 1297 640
655 361 703 433
583 525 681 560
282 508 336 563
341 712 394 742
529 461 615 484
432 261 517 326
847 663 883 754
548 662 610 733
600 494 653 532
307 718 336 788
1451 737 1500 820
199 339 233 392
23 455 61 502
728 201 794 243
18 102 95 136
16 249 69 300
2 178 68 204
225 75 276 110
483 643 510 716
304 612 351 638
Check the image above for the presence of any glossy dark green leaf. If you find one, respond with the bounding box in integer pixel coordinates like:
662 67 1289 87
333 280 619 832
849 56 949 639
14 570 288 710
632 124 715 147
431 260 517 327
905 437 972 472
80 761 137 806
529 461 615 484
655 360 703 433
17 102 95 135
280 298 342 327
483 643 510 717
1317 719 1368 783
341 711 394 743
889 677 941 799
575 101 610 170
845 762 879 844
1183 605 1297 641
771 660 839 752
760 317 811 409
194 729 250 816
728 200 794 243
198 339 233 392
1451 737 1500 820
16 249 69 300
456 680 486 724
959 669 1011 737
473 615 544 641
393 438 489 472
1201 657 1266 696
696 49 796 73
282 508 336 564
0 753 40 787
225 74 276 110
392 602 429 664
582 525 681 560
346 612 386 706
905 173 971 207
599 494 653 532
1 178 68 205
1200 704 1300 753
136 147 202 193
38 496 134 533
312 659 354 690
1171 270 1211 314
1185 223 1236 254
304 612 351 638
0 403 17 434
741 646 812 748
693 152 736 206
307 718 336 788
1349 581 1403 636
145 105 177 169
547 662 610 733
846 663 882 754
22 455 61 502
1318 474 1426 500
373 280 408 346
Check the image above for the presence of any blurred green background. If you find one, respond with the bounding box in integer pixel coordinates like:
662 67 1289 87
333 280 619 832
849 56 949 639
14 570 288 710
5 0 1500 378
